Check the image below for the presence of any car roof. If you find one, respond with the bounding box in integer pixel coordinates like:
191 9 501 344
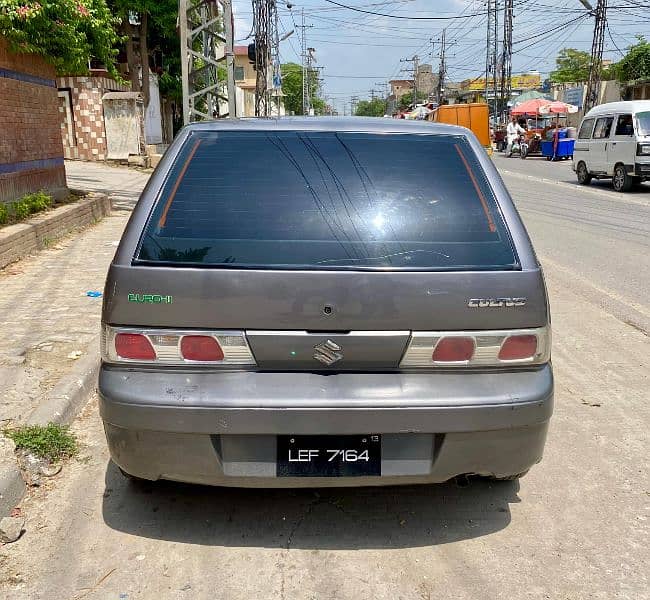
585 100 650 117
182 116 470 136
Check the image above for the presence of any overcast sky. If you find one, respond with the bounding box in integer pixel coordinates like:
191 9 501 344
232 0 650 114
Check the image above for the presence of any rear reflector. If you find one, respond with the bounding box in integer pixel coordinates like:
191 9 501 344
115 333 156 361
498 335 537 361
180 335 225 362
432 337 475 362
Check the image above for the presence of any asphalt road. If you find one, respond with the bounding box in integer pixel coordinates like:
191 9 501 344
495 152 650 335
0 159 648 600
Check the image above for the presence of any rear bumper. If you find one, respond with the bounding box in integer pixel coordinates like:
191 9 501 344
99 365 553 486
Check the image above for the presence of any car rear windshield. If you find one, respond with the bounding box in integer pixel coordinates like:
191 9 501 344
136 131 517 270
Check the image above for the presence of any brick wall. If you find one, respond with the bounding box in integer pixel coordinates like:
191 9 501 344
0 37 66 203
57 74 130 161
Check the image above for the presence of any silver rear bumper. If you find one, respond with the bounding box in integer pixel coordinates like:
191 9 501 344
99 365 553 486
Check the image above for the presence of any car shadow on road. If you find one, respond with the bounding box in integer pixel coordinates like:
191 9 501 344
101 461 520 550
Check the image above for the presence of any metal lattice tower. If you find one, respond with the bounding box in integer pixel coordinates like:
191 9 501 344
179 0 236 124
252 0 279 116
584 0 607 113
485 0 499 118
499 0 514 117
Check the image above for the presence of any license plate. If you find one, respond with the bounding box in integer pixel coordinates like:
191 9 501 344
277 435 381 477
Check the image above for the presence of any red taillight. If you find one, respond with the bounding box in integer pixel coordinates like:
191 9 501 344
115 333 156 360
180 335 224 362
432 337 475 362
498 335 537 361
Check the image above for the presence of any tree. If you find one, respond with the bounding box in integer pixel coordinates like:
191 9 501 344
280 62 323 115
549 48 592 83
614 35 650 83
355 98 387 117
398 91 427 111
0 0 120 77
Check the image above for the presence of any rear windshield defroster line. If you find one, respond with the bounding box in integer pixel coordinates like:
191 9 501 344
136 131 518 271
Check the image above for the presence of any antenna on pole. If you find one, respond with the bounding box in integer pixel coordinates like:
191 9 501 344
179 0 236 124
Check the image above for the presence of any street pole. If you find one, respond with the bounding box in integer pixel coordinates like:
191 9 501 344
223 0 237 118
437 29 446 104
584 0 607 112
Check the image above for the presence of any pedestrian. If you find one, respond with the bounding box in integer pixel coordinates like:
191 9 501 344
506 114 526 157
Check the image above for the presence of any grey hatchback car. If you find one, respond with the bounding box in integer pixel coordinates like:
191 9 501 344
99 117 553 487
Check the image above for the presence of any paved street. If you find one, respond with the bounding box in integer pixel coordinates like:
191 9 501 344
0 163 148 425
1 158 648 599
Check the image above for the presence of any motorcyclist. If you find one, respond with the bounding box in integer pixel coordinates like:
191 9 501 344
506 115 527 157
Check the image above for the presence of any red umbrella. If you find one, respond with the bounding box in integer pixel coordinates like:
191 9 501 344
539 100 579 114
510 98 552 116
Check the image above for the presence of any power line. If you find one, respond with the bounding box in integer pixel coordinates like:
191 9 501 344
321 0 489 20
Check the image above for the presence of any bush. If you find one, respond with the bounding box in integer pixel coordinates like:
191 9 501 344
4 423 78 462
0 191 53 227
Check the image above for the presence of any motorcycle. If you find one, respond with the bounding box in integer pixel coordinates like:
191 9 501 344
508 133 529 159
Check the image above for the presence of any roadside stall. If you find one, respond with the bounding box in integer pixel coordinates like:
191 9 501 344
510 98 553 157
538 101 579 161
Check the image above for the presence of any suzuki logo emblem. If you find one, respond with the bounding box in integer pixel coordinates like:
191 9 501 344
313 339 343 366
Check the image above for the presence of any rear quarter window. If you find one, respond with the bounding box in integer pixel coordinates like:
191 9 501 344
136 131 518 271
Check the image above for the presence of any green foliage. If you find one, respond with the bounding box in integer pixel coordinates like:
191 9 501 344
0 191 53 227
355 97 388 117
0 0 120 77
614 35 650 83
4 423 78 462
398 91 427 111
108 0 183 100
550 48 592 83
280 62 324 115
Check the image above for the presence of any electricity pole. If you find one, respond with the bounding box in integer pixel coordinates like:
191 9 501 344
485 0 499 118
400 55 420 107
437 29 446 104
252 0 280 117
297 8 314 115
584 0 607 112
499 0 514 121
179 0 236 123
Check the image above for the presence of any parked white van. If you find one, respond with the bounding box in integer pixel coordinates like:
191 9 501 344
573 100 650 192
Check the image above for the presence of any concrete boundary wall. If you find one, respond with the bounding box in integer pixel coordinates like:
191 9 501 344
0 194 111 269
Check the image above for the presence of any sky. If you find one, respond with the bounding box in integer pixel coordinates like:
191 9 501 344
232 0 650 114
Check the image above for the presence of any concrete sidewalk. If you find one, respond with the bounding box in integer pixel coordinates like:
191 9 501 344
0 162 149 426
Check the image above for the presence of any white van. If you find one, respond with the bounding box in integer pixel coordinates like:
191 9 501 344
573 100 650 192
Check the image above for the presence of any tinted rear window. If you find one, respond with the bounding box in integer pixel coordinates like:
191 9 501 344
136 131 517 270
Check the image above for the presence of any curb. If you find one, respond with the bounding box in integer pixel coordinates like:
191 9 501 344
27 334 101 426
0 193 112 270
0 335 101 517
0 438 25 521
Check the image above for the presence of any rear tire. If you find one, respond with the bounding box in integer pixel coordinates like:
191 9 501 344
612 164 633 192
576 161 592 185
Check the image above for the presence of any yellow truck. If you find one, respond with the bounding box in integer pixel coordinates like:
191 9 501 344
427 103 492 154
